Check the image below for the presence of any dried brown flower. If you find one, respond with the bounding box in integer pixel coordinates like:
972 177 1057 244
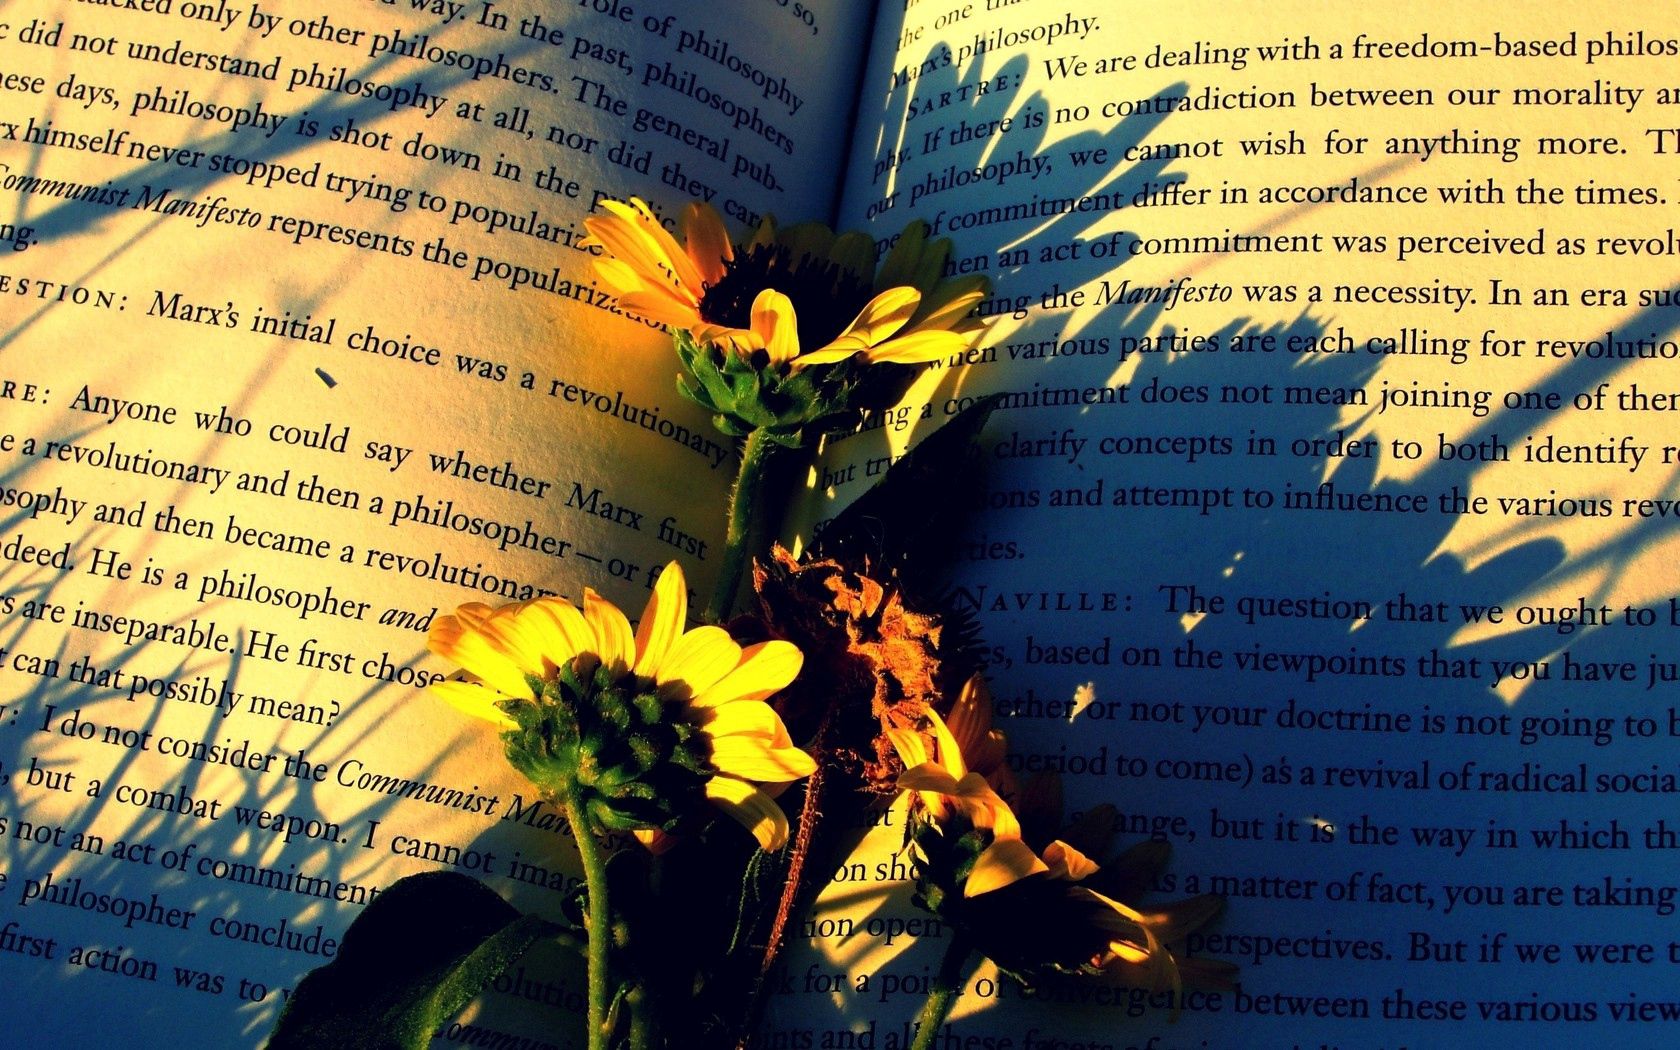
750 545 953 791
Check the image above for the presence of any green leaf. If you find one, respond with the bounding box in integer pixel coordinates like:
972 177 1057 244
266 871 563 1050
676 374 718 413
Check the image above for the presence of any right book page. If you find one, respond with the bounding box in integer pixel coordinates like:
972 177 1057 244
798 0 1680 1043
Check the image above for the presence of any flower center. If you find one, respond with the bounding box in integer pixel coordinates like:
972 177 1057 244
697 243 875 353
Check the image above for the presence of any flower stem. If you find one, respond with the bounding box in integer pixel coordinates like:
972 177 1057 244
733 711 835 1050
909 935 971 1050
757 716 830 985
627 982 656 1050
563 791 613 1050
708 427 774 624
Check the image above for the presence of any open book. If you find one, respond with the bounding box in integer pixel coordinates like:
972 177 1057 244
4 0 1679 1043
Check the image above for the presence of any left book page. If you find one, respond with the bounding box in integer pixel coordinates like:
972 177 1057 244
0 0 870 1045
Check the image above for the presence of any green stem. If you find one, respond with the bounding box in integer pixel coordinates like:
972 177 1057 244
909 936 971 1050
627 983 656 1050
564 791 613 1050
708 427 774 624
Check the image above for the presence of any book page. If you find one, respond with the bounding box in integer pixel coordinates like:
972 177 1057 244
0 0 870 1044
768 1 1680 1046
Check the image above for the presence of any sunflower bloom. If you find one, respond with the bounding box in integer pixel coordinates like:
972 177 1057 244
583 198 987 372
889 683 1231 998
888 701 1047 898
428 562 813 850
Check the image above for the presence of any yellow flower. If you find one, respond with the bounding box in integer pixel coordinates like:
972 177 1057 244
428 562 814 850
583 197 986 370
890 679 1231 997
888 693 1047 897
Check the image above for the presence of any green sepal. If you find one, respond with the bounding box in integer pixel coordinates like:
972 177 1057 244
499 667 713 840
903 808 994 925
670 329 866 448
265 872 563 1050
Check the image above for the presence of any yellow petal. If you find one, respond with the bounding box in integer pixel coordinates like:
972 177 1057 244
840 287 921 345
904 230 949 291
948 678 1007 779
444 601 494 624
828 230 877 282
784 344 857 370
896 762 961 795
861 329 968 366
771 720 794 749
431 680 518 731
965 838 1049 897
633 562 688 677
709 737 817 781
789 287 924 370
598 197 705 293
1137 893 1225 943
634 827 678 855
465 604 548 676
909 278 987 331
656 625 742 700
520 598 594 673
617 289 706 329
746 212 778 250
927 710 967 779
911 289 987 335
750 289 801 366
583 588 635 677
694 323 761 356
705 776 790 850
689 640 802 708
1083 888 1158 939
874 220 929 291
885 727 930 769
945 675 990 760
952 775 1022 839
583 211 683 296
682 202 733 287
694 699 783 740
428 618 536 700
777 221 834 263
592 256 652 295
1084 890 1182 998
1042 840 1101 882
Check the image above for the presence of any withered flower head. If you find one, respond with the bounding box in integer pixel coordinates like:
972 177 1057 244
750 545 953 791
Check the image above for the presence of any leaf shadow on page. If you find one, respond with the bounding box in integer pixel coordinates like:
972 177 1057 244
789 36 1680 1042
1 6 546 356
1043 296 1680 1041
0 13 554 1039
0 424 450 1048
0 13 692 1046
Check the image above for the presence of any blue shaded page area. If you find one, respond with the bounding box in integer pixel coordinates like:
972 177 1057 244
768 2 1680 1046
